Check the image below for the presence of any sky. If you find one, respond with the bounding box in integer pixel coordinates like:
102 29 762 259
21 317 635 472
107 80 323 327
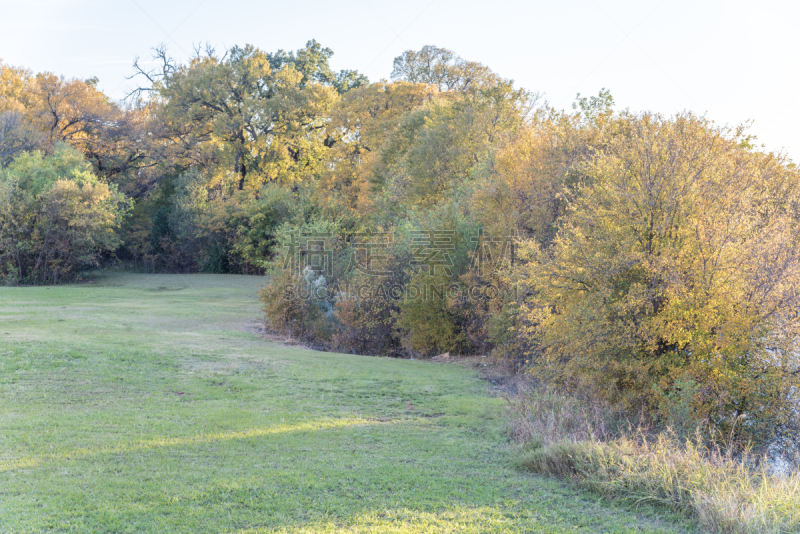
2 0 799 159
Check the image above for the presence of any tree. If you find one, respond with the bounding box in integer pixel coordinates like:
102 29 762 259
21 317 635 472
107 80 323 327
28 72 115 152
265 39 368 94
0 61 32 113
391 45 498 92
469 90 615 242
523 112 800 443
158 43 339 189
0 111 42 165
1 61 41 163
1 60 161 184
317 81 438 215
375 78 536 211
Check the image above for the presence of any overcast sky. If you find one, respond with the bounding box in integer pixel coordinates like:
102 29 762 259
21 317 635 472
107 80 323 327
2 0 798 159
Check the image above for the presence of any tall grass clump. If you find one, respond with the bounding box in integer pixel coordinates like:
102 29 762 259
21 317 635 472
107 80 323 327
509 385 800 533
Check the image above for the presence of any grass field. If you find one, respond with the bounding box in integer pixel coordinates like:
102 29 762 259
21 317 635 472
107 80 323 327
0 274 697 533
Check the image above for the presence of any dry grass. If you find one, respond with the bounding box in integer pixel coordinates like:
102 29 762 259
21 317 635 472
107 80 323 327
509 386 800 534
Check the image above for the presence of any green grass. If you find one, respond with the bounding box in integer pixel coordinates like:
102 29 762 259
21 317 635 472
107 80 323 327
0 273 697 533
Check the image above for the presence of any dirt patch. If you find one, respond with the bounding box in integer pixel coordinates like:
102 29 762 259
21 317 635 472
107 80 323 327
148 285 189 292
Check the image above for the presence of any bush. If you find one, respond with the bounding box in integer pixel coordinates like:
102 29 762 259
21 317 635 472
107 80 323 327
331 270 403 356
233 183 297 268
259 219 345 341
331 238 411 356
0 144 129 284
260 265 335 341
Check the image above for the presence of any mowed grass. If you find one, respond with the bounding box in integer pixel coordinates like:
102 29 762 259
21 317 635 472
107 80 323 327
0 274 696 533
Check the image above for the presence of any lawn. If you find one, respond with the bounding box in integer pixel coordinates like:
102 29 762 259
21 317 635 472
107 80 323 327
0 274 696 533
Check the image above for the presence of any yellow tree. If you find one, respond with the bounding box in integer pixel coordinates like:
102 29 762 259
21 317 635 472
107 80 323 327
0 60 32 114
469 91 615 242
1 61 159 182
0 61 40 162
318 81 438 216
523 111 800 442
158 43 340 190
28 73 115 151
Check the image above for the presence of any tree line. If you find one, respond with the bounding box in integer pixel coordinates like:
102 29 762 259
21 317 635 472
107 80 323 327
2 41 800 446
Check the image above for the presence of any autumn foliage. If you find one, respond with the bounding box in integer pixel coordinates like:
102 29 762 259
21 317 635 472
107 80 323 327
3 44 800 445
521 112 800 440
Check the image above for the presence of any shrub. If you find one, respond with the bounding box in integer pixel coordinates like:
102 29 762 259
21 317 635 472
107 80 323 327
331 239 411 356
259 219 344 342
260 265 335 341
391 206 485 356
233 183 298 268
395 268 466 355
0 144 129 284
332 270 403 355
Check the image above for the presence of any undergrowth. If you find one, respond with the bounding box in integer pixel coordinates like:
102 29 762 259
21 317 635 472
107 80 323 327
508 385 800 533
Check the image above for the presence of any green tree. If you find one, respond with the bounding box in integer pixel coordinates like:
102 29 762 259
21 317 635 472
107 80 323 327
0 144 130 284
266 39 368 94
391 45 498 92
375 79 535 211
